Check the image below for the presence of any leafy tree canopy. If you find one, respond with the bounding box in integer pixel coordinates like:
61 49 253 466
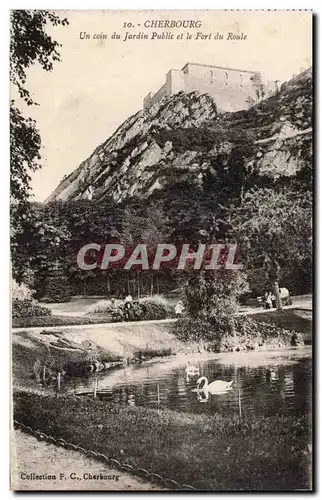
226 187 312 285
10 10 68 105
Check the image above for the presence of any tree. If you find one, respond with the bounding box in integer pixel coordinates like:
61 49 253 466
10 106 41 205
227 188 312 310
113 200 171 297
12 201 72 295
10 10 68 105
176 265 249 348
10 10 69 279
10 10 69 202
183 267 249 332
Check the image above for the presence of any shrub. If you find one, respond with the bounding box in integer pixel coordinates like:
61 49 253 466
174 316 221 347
12 298 52 319
133 347 172 360
183 268 249 336
154 126 256 154
220 316 294 351
86 299 122 315
11 279 33 300
174 314 295 352
139 294 169 307
111 296 175 322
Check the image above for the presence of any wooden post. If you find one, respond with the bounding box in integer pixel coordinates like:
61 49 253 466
57 372 61 392
93 378 98 398
238 388 242 418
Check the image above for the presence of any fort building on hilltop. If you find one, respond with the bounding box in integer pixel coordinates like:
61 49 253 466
143 62 276 112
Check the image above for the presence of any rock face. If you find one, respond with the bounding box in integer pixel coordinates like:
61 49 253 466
47 68 312 204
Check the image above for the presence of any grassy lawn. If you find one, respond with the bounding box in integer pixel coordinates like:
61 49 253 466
14 392 311 491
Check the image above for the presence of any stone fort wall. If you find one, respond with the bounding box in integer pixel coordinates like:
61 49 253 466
143 63 272 112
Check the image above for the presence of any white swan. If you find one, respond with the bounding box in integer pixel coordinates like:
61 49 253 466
196 376 233 393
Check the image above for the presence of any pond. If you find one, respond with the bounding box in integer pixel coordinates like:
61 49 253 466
65 348 312 419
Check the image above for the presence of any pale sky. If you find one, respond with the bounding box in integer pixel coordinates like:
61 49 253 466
13 10 312 201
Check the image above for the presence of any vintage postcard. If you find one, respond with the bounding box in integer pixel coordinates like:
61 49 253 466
10 10 312 491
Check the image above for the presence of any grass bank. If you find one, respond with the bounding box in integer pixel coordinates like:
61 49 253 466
253 310 312 341
12 322 191 391
14 391 311 491
174 309 311 353
12 308 311 391
12 330 123 391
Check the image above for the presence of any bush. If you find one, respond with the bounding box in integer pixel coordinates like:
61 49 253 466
11 279 34 301
220 316 294 351
139 294 169 307
183 268 249 336
154 126 256 154
86 299 122 315
12 298 52 319
111 296 175 322
174 314 295 352
174 317 221 347
133 347 172 360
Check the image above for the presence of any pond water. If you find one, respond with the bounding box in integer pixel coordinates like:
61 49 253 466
65 348 312 419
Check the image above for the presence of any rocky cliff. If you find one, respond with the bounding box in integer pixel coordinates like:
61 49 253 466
47 67 312 204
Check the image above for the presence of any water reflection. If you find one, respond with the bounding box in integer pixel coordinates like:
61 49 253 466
66 349 312 419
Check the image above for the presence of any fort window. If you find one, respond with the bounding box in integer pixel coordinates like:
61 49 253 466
224 72 229 85
240 73 243 87
210 70 214 84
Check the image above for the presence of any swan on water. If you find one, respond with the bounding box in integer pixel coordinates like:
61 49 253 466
196 376 233 393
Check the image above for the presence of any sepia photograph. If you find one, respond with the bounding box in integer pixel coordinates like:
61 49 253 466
10 9 312 491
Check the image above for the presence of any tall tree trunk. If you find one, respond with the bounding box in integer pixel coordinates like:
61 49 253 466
156 275 159 294
273 281 283 311
150 274 154 296
137 273 140 299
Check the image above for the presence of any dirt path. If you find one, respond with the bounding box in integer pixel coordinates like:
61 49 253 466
11 430 164 491
12 294 312 334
